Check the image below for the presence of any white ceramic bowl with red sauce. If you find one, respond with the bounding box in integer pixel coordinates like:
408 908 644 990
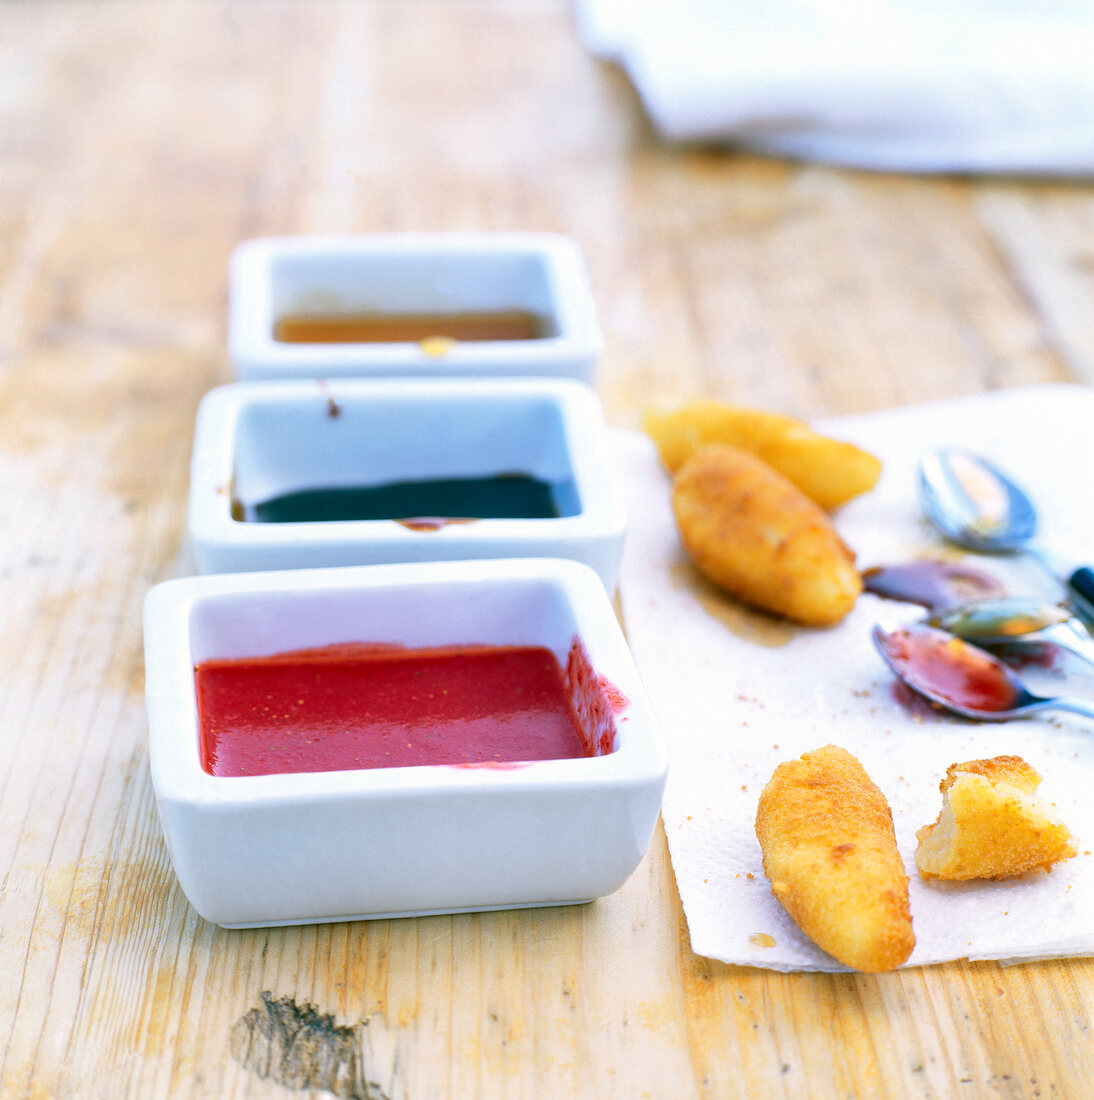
142 557 669 928
228 233 602 383
187 377 627 590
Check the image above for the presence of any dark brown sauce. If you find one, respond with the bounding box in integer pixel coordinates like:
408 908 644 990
234 473 563 524
273 310 548 344
862 560 1005 610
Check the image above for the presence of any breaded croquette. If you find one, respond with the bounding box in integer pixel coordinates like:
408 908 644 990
671 444 862 626
915 756 1076 881
644 400 881 510
755 745 915 972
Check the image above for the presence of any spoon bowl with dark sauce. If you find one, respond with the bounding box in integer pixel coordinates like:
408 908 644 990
918 447 1094 626
872 623 1094 723
861 560 1005 610
925 597 1094 667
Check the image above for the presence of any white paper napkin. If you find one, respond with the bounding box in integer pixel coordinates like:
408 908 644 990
614 384 1094 970
576 0 1094 176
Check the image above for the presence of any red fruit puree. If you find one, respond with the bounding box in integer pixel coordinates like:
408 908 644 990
194 640 624 777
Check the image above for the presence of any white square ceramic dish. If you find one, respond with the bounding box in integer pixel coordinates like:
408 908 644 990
187 377 627 590
142 557 669 928
228 233 602 383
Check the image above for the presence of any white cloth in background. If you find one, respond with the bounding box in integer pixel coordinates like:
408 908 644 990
575 0 1094 176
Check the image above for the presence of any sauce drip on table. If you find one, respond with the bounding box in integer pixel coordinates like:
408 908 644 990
194 641 608 776
273 310 548 344
234 473 563 524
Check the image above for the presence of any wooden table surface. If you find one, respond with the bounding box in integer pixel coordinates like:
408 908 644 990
2 3 1092 1097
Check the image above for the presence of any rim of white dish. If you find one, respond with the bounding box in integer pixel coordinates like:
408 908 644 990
143 557 668 806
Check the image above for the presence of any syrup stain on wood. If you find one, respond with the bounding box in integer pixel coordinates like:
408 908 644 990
230 992 390 1100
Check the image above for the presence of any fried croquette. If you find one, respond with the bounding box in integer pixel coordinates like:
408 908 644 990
644 400 881 510
915 756 1076 881
671 444 862 626
755 745 915 972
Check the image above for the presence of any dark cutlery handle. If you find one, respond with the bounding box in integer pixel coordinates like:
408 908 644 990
1067 567 1094 629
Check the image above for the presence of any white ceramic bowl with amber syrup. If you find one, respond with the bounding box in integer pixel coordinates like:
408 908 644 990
228 233 602 384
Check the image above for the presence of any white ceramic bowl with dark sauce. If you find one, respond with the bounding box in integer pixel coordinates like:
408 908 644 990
228 233 602 384
142 557 669 928
187 377 627 590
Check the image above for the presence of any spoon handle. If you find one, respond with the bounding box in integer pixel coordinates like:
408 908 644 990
1043 618 1094 667
1067 567 1094 631
1051 696 1094 721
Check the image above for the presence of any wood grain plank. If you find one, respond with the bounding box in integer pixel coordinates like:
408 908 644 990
0 2 1091 1097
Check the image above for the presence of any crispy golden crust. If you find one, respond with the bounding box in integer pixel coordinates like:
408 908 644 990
915 755 1076 881
671 444 862 626
755 745 914 972
643 400 881 510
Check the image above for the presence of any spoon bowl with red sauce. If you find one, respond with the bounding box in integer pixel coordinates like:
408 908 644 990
872 623 1094 723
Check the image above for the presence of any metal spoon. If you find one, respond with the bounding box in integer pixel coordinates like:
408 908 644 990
872 623 1094 723
918 447 1094 625
925 596 1094 667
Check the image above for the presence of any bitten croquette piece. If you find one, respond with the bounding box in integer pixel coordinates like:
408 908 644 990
915 756 1076 881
